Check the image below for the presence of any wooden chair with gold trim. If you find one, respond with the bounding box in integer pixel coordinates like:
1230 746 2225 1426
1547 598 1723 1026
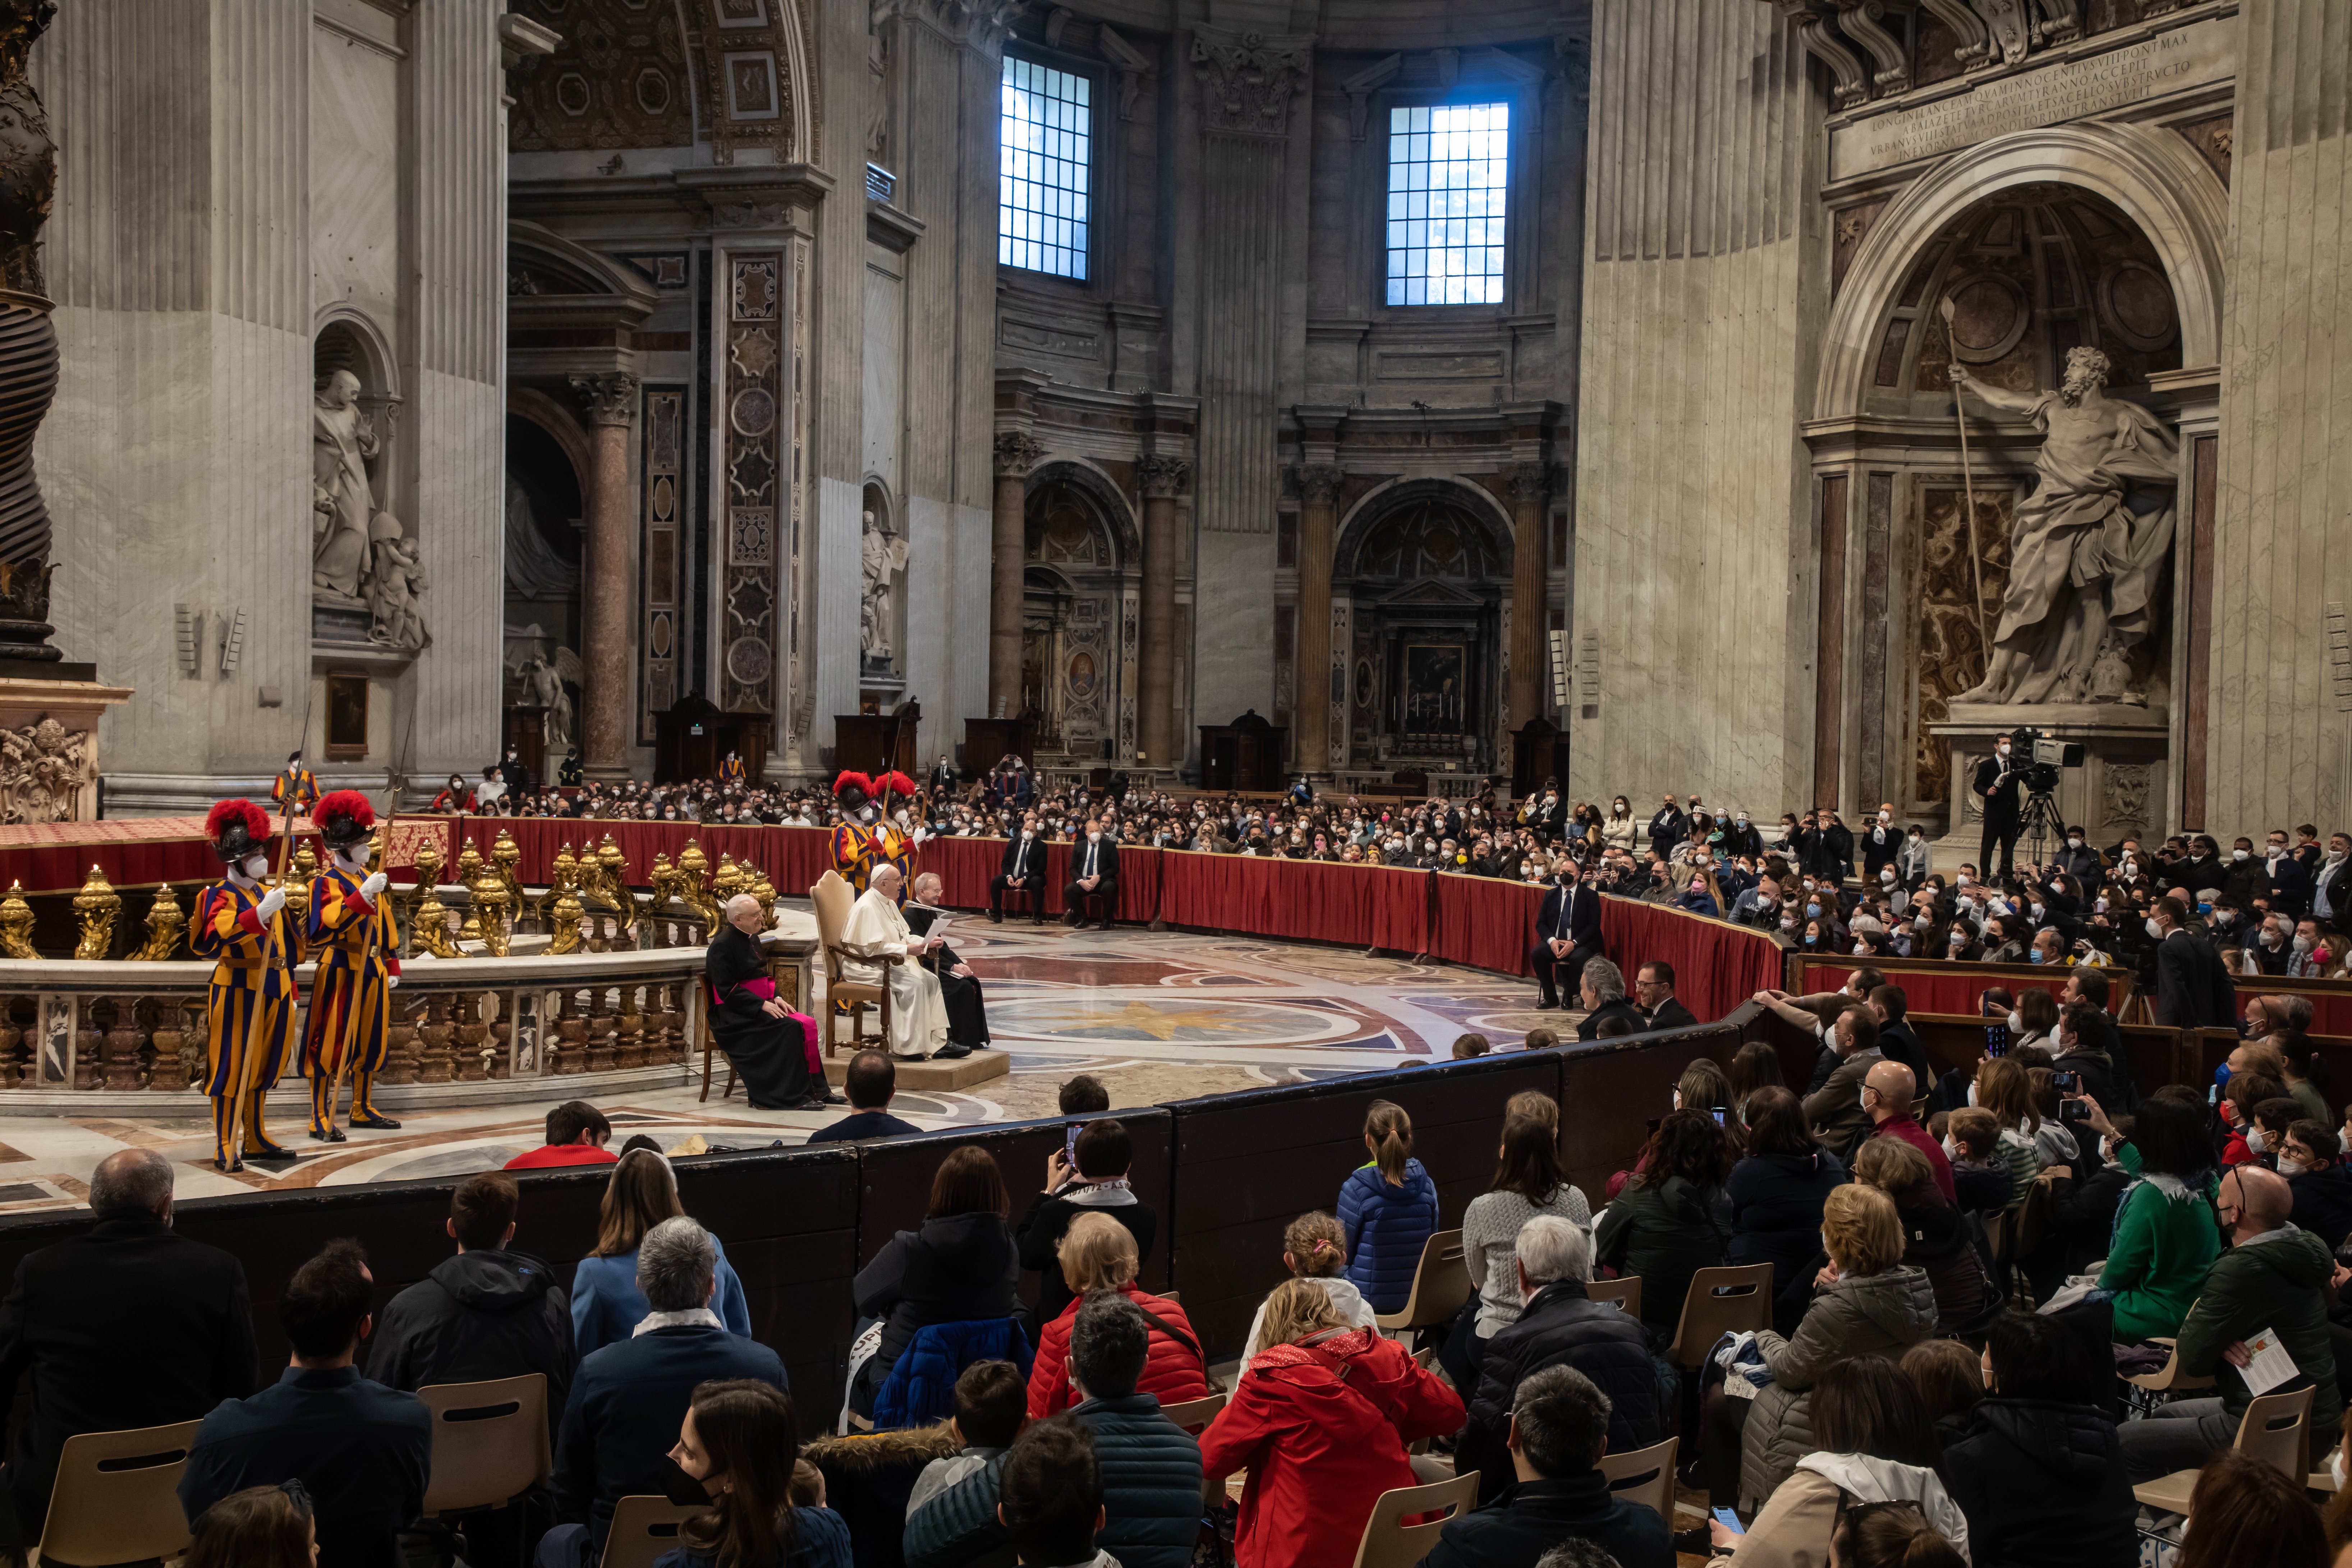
810 870 896 1058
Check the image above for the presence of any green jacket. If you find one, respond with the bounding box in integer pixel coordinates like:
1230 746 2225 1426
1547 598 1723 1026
2098 1175 2220 1342
2175 1224 2342 1448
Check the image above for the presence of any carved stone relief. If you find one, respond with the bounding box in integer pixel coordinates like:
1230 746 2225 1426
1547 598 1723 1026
1912 482 2014 806
0 716 90 824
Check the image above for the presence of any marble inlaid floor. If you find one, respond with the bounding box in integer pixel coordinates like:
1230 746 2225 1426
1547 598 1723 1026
0 922 1576 1211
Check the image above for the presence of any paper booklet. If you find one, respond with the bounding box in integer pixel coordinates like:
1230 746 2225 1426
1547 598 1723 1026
2238 1326 2301 1397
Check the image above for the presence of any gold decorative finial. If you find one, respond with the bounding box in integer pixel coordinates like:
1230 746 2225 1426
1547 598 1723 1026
126 882 187 962
72 864 121 961
0 880 37 959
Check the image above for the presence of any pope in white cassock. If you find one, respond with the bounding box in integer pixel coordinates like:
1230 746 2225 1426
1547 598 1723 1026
839 864 950 1059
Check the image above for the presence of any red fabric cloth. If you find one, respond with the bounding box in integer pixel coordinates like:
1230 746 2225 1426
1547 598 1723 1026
1025 1284 1211 1419
1603 900 1788 1025
2234 981 2352 1037
501 1143 619 1170
1796 962 2122 1017
1427 874 1541 974
1199 1328 1464 1568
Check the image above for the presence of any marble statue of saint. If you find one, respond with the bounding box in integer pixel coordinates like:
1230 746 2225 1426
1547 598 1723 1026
368 535 431 650
860 509 908 661
516 646 583 752
1947 346 2178 705
313 369 380 599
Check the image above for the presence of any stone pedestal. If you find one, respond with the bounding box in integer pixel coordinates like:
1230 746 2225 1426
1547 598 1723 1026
1928 702 2168 872
0 675 133 822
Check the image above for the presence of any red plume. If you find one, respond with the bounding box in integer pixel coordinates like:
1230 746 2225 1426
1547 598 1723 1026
315 789 376 830
832 771 874 799
206 798 270 843
877 771 918 799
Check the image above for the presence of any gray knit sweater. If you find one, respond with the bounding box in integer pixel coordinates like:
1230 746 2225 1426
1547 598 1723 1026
1460 1184 1595 1337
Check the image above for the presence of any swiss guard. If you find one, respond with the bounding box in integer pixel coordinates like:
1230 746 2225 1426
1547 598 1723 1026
302 790 401 1141
191 799 301 1169
270 749 320 814
829 770 917 894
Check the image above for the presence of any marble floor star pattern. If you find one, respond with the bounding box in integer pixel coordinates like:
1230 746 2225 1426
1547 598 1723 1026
0 918 1581 1211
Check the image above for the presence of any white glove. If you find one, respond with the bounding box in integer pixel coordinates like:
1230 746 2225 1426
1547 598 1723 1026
911 827 931 845
257 887 287 920
387 974 401 989
359 871 389 900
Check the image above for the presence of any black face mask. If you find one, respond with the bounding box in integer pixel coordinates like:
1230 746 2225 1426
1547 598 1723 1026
663 1457 718 1508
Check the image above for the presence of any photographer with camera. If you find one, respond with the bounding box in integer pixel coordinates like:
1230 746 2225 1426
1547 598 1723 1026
1971 736 2025 881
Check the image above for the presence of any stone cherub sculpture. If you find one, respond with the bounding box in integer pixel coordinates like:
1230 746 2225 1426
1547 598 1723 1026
368 535 431 650
1946 345 2178 706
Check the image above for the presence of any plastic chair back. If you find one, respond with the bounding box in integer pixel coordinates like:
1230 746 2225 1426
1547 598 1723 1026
2236 1385 2315 1483
1664 1263 1773 1369
419 1373 551 1515
36 1417 203 1568
1348 1471 1480 1568
1597 1435 1678 1524
1160 1392 1227 1434
1375 1229 1470 1333
1587 1276 1641 1319
599 1495 702 1568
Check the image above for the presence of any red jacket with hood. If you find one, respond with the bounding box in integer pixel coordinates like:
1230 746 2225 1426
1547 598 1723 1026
1197 1326 1465 1568
1026 1284 1212 1418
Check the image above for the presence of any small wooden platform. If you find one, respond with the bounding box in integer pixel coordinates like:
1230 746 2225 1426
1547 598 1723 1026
824 1048 1010 1091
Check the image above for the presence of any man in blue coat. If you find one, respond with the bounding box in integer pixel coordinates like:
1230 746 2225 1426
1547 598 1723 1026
1064 1297 1201 1568
178 1240 431 1568
542 1217 786 1567
1530 861 1604 1011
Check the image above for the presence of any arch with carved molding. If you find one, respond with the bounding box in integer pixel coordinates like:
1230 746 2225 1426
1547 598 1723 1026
1815 121 2228 422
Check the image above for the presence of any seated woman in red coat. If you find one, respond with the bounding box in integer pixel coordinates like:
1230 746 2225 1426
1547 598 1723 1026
1027 1213 1209 1420
1198 1277 1465 1568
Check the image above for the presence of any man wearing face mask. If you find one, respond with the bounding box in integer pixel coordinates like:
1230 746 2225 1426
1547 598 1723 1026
2117 1164 2341 1485
2265 828 2313 918
1064 818 1120 930
989 813 1048 925
1645 796 1685 861
191 799 304 1171
1799 1006 1885 1161
2148 893 2236 1029
1971 737 2023 882
1530 861 1603 1011
2052 824 2104 886
299 792 402 1142
2314 831 2352 932
1860 802 1902 883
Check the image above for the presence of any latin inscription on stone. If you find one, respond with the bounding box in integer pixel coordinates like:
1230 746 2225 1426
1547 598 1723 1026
1829 17 2235 184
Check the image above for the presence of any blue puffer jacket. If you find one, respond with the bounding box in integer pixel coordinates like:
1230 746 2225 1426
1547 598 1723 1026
1071 1393 1205 1568
873 1318 1033 1430
1339 1158 1441 1314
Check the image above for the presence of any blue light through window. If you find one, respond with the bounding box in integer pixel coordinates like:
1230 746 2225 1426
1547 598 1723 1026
1386 103 1509 307
1000 58 1091 280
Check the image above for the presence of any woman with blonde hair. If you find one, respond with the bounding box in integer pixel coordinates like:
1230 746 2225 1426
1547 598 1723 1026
1735 1184 1939 1507
1199 1278 1464 1568
1969 1056 2047 1204
573 1148 751 1356
1337 1100 1439 1313
1025 1211 1209 1417
1238 1210 1378 1369
1853 1136 1989 1333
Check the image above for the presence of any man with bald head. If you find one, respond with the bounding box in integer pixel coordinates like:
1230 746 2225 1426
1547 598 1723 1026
2119 1163 2342 1483
0 1149 256 1540
1860 1058 1954 1204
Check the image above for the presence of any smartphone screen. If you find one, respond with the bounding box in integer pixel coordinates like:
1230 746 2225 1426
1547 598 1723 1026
2054 1070 2080 1093
1064 1122 1082 1166
1713 1507 1745 1536
1984 1025 2008 1058
1710 1107 1728 1127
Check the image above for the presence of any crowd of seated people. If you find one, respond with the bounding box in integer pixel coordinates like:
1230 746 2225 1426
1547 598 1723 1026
23 1010 2352 1568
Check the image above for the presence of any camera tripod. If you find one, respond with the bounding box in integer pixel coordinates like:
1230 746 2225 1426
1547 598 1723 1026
2017 784 2066 869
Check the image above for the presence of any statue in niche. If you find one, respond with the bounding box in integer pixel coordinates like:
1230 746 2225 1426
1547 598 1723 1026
312 369 382 598
1947 346 2177 706
511 644 582 751
859 509 907 664
367 536 431 651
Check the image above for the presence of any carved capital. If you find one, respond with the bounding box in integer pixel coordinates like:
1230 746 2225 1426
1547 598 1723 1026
1773 0 1870 109
1915 0 1992 66
1139 455 1191 499
993 429 1043 478
1504 461 1551 508
1829 0 1910 97
1294 464 1344 507
1190 27 1312 139
570 372 640 427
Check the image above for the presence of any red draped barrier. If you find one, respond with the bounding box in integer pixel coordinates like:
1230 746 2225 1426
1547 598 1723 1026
2232 978 2352 1037
1607 900 1788 1025
1428 873 1540 975
1798 960 2126 1017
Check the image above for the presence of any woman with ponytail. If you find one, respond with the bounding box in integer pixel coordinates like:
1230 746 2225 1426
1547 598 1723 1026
1237 1211 1379 1371
1446 1095 1592 1390
1337 1100 1440 1314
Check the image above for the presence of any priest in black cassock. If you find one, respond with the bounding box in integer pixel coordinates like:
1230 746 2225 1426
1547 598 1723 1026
906 872 986 1058
704 895 830 1108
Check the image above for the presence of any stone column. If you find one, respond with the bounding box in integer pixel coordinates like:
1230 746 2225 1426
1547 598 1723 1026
988 431 1041 717
1506 461 1550 727
571 373 639 777
1294 465 1342 774
1138 456 1189 767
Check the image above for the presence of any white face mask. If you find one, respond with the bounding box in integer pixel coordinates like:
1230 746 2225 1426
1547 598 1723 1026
2278 1154 2310 1177
2067 837 2083 849
2233 848 2250 861
1880 870 1896 885
1942 1135 1962 1162
1853 941 1869 956
1779 916 1797 932
2007 1010 2023 1033
2294 935 2315 954
240 854 268 881
2269 846 2287 861
2333 1444 2349 1493
2145 916 2165 940
2246 1127 2268 1155
2331 849 2349 864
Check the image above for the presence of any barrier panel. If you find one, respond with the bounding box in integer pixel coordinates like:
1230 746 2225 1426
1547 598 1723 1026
1604 903 1788 1024
1550 1020 1751 1205
1798 958 2135 1018
2228 975 2352 1036
1427 873 1539 974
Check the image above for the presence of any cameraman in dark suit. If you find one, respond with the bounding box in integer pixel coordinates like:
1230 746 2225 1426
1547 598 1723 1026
1530 860 1604 1011
990 814 1049 924
2149 893 2237 1028
1972 734 2025 881
1064 819 1120 930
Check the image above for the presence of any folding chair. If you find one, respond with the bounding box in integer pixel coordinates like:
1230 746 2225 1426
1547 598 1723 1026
33 1418 202 1568
1348 1472 1480 1568
1597 1436 1678 1524
1375 1230 1471 1351
600 1495 702 1568
1587 1275 1641 1319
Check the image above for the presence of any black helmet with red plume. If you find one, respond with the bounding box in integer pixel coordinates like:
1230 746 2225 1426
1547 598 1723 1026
206 799 272 865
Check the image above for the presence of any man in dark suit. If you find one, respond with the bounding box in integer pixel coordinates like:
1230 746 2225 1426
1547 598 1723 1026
543 1219 787 1567
909 871 986 1054
928 754 958 795
989 815 1048 924
1064 819 1120 929
1574 959 1649 1041
1633 961 1698 1033
1646 797 1685 860
2265 828 2312 918
1531 862 1604 1010
2149 894 2237 1028
179 1240 431 1568
2315 831 2352 934
0 1150 255 1543
1973 735 2023 880
1860 803 1902 881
